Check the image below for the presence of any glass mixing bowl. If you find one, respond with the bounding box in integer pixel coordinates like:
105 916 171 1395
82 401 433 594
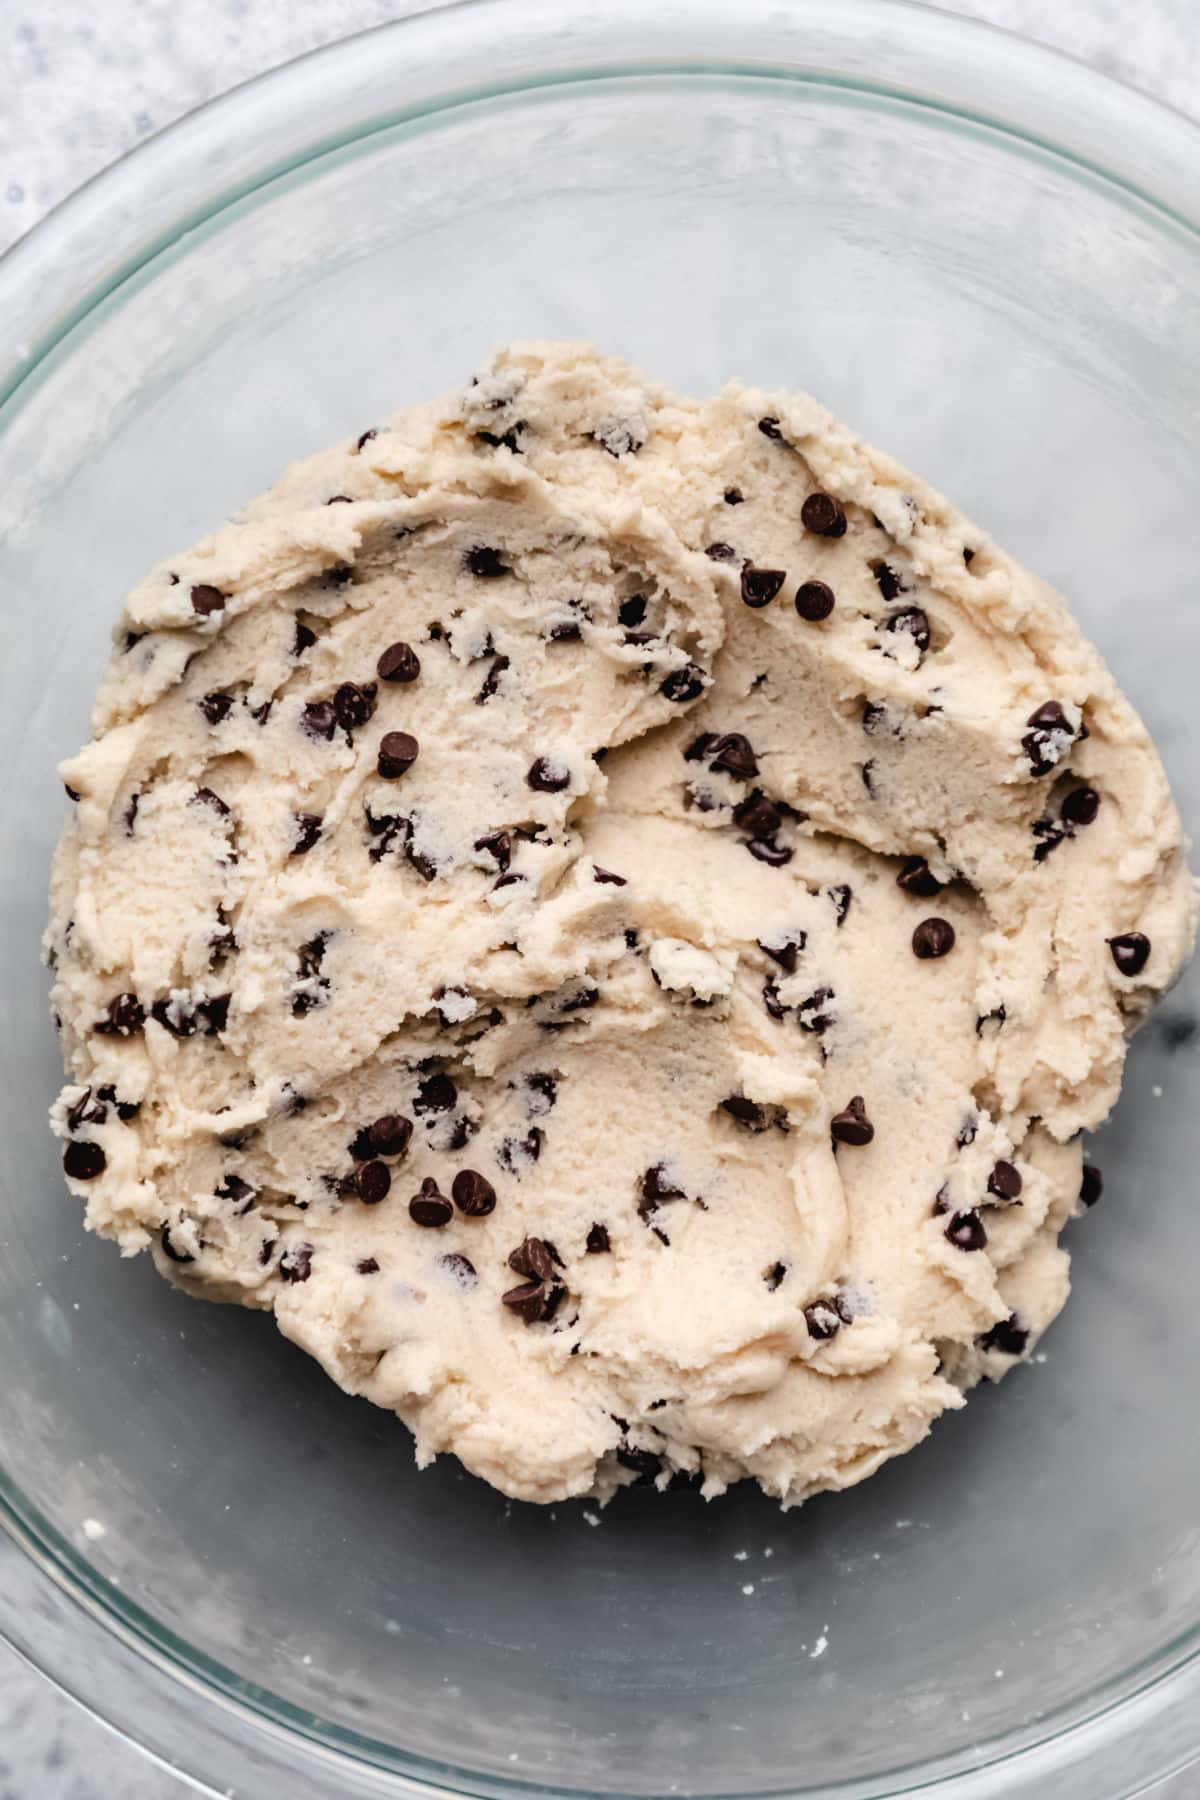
2 2 1199 1795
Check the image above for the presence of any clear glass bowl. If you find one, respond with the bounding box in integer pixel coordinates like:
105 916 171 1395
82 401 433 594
2 3 1199 1795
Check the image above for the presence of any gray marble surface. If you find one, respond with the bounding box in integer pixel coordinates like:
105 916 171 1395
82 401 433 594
2 2 1199 1796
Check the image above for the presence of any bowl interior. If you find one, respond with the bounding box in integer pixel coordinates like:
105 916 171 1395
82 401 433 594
2 41 1199 1800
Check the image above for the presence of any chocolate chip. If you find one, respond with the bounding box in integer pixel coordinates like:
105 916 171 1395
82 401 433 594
794 579 835 622
732 789 783 838
758 417 782 439
476 655 510 704
527 755 570 792
356 1257 381 1274
618 595 647 628
377 640 421 684
976 1007 1007 1036
160 1224 193 1262
279 1244 314 1282
97 1085 139 1123
873 562 902 602
369 1114 413 1158
200 692 234 725
706 542 738 562
190 584 226 617
804 1298 842 1340
963 546 976 565
684 733 718 764
861 702 886 737
508 1236 559 1282
1080 1164 1103 1208
740 566 786 608
214 1173 255 1209
747 836 793 868
151 994 196 1037
762 979 787 1021
414 1074 457 1116
197 993 231 1035
593 865 627 886
886 607 930 653
94 992 145 1037
758 929 805 974
624 630 656 648
192 786 230 818
796 987 836 1034
987 1160 1023 1203
123 633 144 654
355 428 377 452
334 681 378 734
474 830 511 872
861 760 877 796
438 1251 478 1285
708 733 759 780
721 1095 764 1128
1023 701 1075 776
66 1086 106 1132
408 1177 453 1227
945 1211 987 1251
502 1280 549 1324
979 1314 1028 1356
828 884 853 926
660 664 706 702
1108 932 1150 977
641 1163 685 1207
326 494 354 505
464 545 509 578
498 1127 544 1173
831 1096 874 1146
452 1169 496 1217
912 918 956 959
548 616 583 642
764 1261 787 1291
556 985 598 1015
586 1222 611 1253
250 700 273 726
801 493 847 538
64 783 81 802
1061 786 1100 827
62 1138 106 1181
378 731 419 778
897 856 942 898
724 487 745 505
293 618 318 656
291 812 322 855
302 700 338 741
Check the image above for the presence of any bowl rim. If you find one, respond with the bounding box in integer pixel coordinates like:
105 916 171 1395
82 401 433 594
3 1 1200 1795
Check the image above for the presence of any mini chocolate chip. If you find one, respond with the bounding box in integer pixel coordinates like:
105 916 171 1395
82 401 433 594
160 1224 193 1262
377 640 421 684
357 1257 381 1274
706 542 738 562
764 1261 788 1291
438 1251 478 1285
302 700 338 741
527 756 570 792
258 1238 277 1266
190 584 226 617
684 732 718 764
963 546 976 565
452 1169 496 1217
1027 700 1070 730
334 681 378 734
151 994 196 1037
861 702 886 736
660 664 706 702
250 700 273 726
758 417 783 440
356 428 377 452
326 494 354 505
733 790 783 838
414 1074 457 1115
740 566 786 608
291 812 323 855
747 837 793 867
932 1185 950 1216
828 883 853 926
957 1115 978 1147
409 1177 453 1227
641 1163 685 1205
1061 786 1100 827
215 1173 255 1208
123 632 144 653
721 1094 764 1128
369 1113 413 1157
887 607 930 652
795 579 835 622
724 486 745 504
64 782 81 802
200 692 234 725
804 1298 842 1340
912 918 956 960
624 630 656 648
1108 932 1150 977
279 1243 314 1282
378 731 419 778
498 1127 543 1173
873 562 903 602
476 655 510 704
1023 701 1075 775
192 786 230 818
831 1096 874 1147
63 1139 106 1181
197 993 231 1035
94 992 145 1036
861 760 877 796
586 1222 611 1253
945 1211 987 1251
987 1160 1023 1202
801 493 847 538
618 595 647 628
758 929 805 975
66 1086 106 1131
762 979 787 1021
556 985 598 1014
464 545 509 578
709 733 759 780
1080 1165 1103 1208
324 564 354 589
897 856 942 898
796 987 835 1034
508 1236 558 1282
293 619 317 656
474 830 511 872
979 1314 1029 1356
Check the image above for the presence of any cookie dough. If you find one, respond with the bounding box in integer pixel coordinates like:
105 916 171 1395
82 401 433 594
47 344 1196 1506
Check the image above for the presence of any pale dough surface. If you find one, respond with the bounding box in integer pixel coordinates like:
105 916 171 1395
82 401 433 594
47 344 1196 1505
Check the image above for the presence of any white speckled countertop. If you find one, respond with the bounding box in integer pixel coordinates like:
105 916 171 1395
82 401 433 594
1 3 1198 1796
